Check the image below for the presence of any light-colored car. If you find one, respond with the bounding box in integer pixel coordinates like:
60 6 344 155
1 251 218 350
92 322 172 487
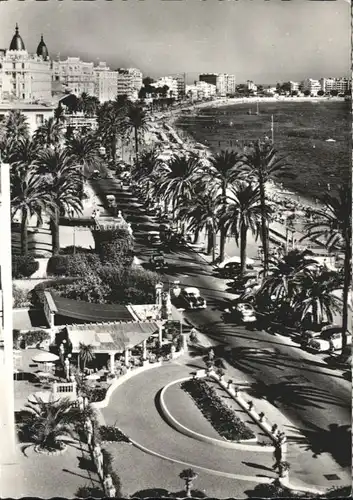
307 329 352 352
224 302 257 323
177 287 207 310
147 231 162 246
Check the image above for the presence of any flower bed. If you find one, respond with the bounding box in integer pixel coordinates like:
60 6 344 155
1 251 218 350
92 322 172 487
99 425 130 443
181 378 255 441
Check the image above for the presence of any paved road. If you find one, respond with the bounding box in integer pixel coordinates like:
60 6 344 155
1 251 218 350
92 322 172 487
114 187 351 478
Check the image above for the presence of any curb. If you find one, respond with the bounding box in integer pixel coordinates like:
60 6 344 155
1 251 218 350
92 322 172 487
160 376 272 452
91 361 163 409
279 477 328 496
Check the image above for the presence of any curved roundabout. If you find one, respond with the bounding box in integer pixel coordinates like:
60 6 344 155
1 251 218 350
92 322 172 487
101 364 277 481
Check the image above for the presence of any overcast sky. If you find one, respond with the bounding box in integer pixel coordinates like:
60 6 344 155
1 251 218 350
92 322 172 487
0 0 350 84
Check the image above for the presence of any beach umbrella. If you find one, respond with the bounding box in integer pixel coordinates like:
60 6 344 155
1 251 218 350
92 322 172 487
32 352 59 364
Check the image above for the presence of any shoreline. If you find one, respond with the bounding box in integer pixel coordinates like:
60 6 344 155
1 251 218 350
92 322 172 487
161 108 325 214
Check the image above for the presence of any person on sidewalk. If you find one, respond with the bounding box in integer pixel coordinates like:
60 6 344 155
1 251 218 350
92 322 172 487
272 443 283 471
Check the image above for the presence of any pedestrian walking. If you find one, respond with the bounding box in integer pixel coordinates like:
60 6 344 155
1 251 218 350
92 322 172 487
272 443 282 471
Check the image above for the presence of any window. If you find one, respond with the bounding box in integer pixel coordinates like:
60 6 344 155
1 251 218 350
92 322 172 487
22 63 25 69
22 93 25 99
36 114 44 126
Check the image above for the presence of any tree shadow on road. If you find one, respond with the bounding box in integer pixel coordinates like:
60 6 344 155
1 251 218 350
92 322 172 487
285 421 352 469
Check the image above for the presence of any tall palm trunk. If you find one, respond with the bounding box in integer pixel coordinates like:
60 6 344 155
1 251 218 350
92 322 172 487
134 126 139 166
207 227 213 255
240 224 247 276
212 228 217 263
219 183 227 263
51 207 60 255
258 172 269 277
341 236 351 351
193 228 200 244
20 208 28 257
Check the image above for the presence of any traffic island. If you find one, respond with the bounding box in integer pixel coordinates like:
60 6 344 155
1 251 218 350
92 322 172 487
160 376 274 452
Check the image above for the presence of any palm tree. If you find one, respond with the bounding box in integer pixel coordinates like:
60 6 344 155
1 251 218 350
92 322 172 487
1 111 29 160
78 343 95 372
205 149 243 263
97 101 125 162
123 103 150 166
157 155 202 219
78 93 100 117
66 134 101 177
256 249 319 323
20 396 76 452
304 185 352 351
241 140 293 276
293 268 342 326
177 187 219 261
38 150 83 254
8 137 39 179
222 181 264 275
33 117 64 149
179 468 198 498
4 110 30 143
11 168 55 256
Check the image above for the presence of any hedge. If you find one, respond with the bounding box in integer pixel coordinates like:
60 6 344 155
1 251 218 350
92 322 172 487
12 255 39 279
181 378 255 441
47 254 101 277
13 285 31 308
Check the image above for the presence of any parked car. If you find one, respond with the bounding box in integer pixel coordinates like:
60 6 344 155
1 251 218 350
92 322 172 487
174 287 207 310
307 329 352 353
147 231 163 246
223 302 257 324
149 252 167 271
301 324 339 347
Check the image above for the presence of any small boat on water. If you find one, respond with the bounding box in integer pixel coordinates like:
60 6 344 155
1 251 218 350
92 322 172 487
325 138 336 142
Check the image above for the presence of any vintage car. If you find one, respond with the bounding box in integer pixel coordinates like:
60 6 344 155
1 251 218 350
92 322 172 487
307 329 352 353
147 231 162 246
175 287 207 310
149 252 167 270
223 302 257 324
300 324 340 347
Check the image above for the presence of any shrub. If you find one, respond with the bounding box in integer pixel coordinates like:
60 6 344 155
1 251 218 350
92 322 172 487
99 425 130 443
181 378 255 441
13 329 22 349
12 255 39 279
61 273 110 304
92 228 134 267
101 448 122 497
47 254 101 277
13 285 31 308
60 246 93 255
29 277 77 308
21 329 50 348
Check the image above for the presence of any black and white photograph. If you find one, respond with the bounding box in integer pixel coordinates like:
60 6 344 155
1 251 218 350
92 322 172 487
0 0 351 497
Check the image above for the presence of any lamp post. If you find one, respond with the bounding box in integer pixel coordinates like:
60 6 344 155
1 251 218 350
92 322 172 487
177 308 185 336
70 209 76 254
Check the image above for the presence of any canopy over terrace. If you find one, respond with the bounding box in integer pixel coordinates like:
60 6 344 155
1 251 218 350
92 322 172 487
66 320 161 372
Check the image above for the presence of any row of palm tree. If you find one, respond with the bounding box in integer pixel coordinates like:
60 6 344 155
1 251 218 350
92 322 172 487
1 95 149 256
133 143 351 348
133 143 282 275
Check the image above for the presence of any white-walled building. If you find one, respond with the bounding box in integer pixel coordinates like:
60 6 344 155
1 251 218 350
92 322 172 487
289 81 300 92
127 68 143 92
52 57 95 96
186 81 216 100
0 25 52 102
0 102 55 135
116 69 139 100
199 73 236 96
94 62 118 102
246 80 258 93
319 77 351 94
301 78 322 96
152 76 179 98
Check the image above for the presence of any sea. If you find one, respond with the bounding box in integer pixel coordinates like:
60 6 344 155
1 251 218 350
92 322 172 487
176 99 351 201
